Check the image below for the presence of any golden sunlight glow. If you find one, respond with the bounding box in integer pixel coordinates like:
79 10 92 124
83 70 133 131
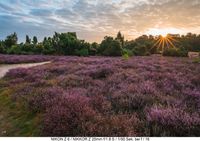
161 34 167 38
145 28 182 52
146 28 182 37
153 34 177 52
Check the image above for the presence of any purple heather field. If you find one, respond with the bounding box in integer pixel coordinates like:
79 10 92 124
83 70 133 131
0 54 200 136
0 54 55 64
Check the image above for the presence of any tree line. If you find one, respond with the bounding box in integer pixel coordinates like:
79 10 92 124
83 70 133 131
0 32 200 57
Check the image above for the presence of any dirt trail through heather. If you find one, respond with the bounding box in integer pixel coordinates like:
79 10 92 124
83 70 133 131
0 61 51 78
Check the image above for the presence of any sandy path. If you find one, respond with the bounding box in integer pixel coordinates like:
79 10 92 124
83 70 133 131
0 61 51 78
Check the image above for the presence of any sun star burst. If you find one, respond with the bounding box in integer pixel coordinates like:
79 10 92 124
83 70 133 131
153 34 177 52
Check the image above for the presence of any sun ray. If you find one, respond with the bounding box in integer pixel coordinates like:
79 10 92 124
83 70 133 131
166 38 176 48
167 35 178 43
158 38 163 50
153 37 162 47
162 38 165 52
153 34 177 52
165 38 170 48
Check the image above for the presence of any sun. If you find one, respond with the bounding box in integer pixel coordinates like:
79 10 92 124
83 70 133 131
145 28 182 52
160 33 168 38
153 34 177 53
157 30 169 38
146 28 182 37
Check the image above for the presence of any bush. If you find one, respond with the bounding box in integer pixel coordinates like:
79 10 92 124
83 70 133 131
122 49 133 58
147 107 200 136
111 93 154 113
99 37 123 56
163 48 187 57
34 44 44 54
75 48 89 56
27 87 64 112
89 42 99 55
122 53 129 60
103 40 122 56
42 94 96 136
5 68 29 79
7 45 21 54
0 42 5 53
85 114 141 136
132 45 150 56
192 57 200 63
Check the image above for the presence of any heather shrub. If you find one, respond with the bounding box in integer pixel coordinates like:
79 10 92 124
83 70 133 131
8 78 25 85
5 68 29 79
182 88 200 112
27 87 64 112
111 93 154 113
191 75 200 86
23 69 51 82
42 94 96 136
0 54 53 64
66 87 88 96
48 65 68 75
137 81 157 95
106 71 139 86
86 82 105 96
85 114 141 136
155 94 183 108
147 107 200 136
29 79 50 87
89 95 112 114
11 84 36 110
183 88 200 99
1 55 200 136
89 66 114 79
11 84 64 110
57 74 92 88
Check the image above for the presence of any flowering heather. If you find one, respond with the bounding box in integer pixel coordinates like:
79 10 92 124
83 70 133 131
147 107 200 136
84 114 141 136
0 54 53 64
42 94 96 136
0 55 200 136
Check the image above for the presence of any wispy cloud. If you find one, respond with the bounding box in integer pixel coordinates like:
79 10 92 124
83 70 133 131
0 0 200 42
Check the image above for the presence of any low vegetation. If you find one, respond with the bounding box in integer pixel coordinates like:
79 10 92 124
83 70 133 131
0 54 54 64
0 55 200 136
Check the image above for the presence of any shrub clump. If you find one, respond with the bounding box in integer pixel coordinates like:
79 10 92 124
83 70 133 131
42 94 96 136
162 48 187 57
146 107 200 136
84 114 141 136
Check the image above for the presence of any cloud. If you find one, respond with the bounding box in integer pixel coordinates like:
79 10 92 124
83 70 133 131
0 2 14 12
0 0 200 43
30 8 53 17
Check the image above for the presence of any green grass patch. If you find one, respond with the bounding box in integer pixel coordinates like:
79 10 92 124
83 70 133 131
0 88 41 136
192 57 200 63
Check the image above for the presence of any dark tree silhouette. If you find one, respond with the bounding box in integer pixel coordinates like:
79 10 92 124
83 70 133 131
4 32 18 48
116 31 125 48
26 35 31 44
32 36 38 45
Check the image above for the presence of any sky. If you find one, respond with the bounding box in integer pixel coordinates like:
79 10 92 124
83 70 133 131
0 0 200 43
